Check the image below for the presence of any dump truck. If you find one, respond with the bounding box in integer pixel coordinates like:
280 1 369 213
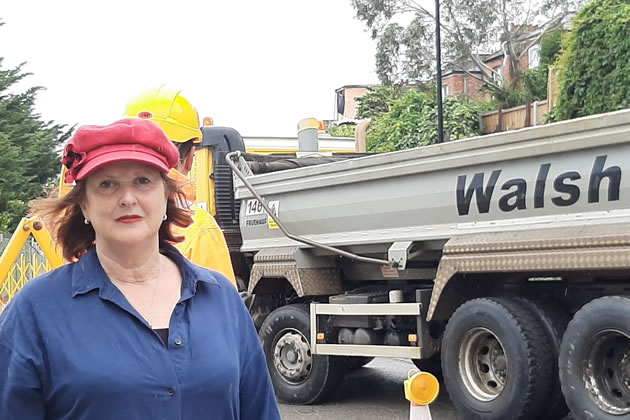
195 110 630 420
2 111 629 419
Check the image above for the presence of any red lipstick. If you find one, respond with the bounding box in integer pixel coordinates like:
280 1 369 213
116 215 142 223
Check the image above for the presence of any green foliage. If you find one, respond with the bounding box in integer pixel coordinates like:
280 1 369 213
356 85 405 119
327 124 356 137
484 28 566 106
366 89 432 152
481 81 530 108
522 67 549 101
540 29 566 67
0 57 72 232
542 107 559 123
366 89 492 152
555 0 630 120
443 96 494 140
518 29 566 102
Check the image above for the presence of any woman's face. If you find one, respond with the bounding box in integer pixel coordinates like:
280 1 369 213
80 161 168 248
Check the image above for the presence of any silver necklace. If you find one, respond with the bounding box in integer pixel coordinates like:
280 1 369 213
147 255 163 329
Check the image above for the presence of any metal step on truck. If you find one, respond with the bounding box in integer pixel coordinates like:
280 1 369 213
208 110 630 420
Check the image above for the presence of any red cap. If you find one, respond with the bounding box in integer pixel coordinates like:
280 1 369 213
62 118 180 183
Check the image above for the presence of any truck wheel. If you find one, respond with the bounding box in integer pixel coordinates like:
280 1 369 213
517 298 570 420
559 296 630 420
259 304 343 404
441 298 553 420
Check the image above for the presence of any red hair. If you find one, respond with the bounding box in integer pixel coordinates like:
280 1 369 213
30 173 193 261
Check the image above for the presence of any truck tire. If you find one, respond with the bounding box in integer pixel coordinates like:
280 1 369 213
259 304 344 404
441 297 554 420
559 296 630 420
517 298 570 420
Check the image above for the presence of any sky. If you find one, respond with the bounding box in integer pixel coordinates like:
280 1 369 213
1 0 428 137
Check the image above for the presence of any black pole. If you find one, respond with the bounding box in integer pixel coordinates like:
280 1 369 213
435 0 444 143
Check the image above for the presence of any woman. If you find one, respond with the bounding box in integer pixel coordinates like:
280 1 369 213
0 118 280 420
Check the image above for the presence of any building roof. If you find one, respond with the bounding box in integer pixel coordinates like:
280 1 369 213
335 84 379 92
441 59 484 77
483 49 505 63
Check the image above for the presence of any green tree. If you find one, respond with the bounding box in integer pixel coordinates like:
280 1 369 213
327 123 356 137
540 28 566 67
0 55 72 232
356 85 405 119
554 0 630 120
366 89 492 152
520 28 567 102
351 0 586 87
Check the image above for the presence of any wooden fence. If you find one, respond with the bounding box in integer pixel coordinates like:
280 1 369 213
480 100 549 134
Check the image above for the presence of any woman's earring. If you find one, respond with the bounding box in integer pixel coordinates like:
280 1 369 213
84 218 90 225
163 213 167 221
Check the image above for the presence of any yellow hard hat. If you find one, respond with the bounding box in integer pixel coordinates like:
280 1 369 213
125 85 202 143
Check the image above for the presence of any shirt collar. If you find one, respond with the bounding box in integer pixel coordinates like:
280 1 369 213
71 242 220 299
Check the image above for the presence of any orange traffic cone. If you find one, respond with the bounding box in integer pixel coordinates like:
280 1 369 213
404 369 439 420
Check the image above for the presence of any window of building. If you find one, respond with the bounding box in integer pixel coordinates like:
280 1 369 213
442 84 449 97
336 89 346 117
492 66 504 82
528 45 541 69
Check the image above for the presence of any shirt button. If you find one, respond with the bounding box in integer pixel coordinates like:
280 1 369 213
174 338 183 346
167 388 176 396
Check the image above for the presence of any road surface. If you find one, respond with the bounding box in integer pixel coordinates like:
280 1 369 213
278 358 461 420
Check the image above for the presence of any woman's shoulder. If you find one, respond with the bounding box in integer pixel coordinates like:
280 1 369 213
196 265 238 291
0 264 76 347
189 264 244 304
9 263 76 307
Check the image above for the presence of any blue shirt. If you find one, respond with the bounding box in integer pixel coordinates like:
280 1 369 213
0 243 280 420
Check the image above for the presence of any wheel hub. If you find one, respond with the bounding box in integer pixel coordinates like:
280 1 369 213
459 327 508 402
584 330 630 415
272 329 313 384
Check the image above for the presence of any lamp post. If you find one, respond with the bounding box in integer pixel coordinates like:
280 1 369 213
435 0 444 143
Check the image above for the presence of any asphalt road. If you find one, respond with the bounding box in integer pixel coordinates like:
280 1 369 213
278 358 462 420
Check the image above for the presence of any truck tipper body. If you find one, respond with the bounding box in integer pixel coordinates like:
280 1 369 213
201 110 630 420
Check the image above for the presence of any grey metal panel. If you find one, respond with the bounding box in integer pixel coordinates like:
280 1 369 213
314 303 421 316
236 110 630 197
237 110 630 252
310 302 424 357
248 247 343 296
314 344 421 358
310 303 317 354
426 223 630 320
388 241 414 268
443 223 630 254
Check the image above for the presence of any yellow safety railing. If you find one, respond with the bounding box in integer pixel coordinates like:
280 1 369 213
0 254 52 309
0 217 63 311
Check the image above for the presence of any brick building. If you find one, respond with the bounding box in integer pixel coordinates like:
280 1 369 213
334 36 542 119
334 84 377 120
441 44 540 100
441 62 487 100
